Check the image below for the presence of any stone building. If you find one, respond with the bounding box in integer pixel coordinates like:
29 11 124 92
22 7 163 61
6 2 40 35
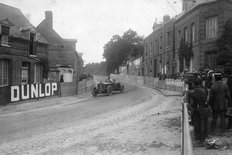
144 0 232 77
127 56 143 76
119 65 127 75
144 16 175 77
36 11 80 83
175 0 232 73
0 3 49 87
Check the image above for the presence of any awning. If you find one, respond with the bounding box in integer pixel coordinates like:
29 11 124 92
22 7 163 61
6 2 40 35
16 56 40 62
0 54 40 62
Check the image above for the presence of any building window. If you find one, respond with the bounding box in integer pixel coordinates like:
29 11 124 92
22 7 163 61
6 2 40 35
146 42 148 56
0 25 10 46
191 23 195 43
178 30 181 47
184 27 188 42
34 63 42 83
22 62 29 84
150 60 152 72
145 62 148 74
150 42 153 54
206 16 218 39
155 39 157 51
0 59 9 87
167 31 171 46
29 33 35 55
205 51 217 69
159 35 162 50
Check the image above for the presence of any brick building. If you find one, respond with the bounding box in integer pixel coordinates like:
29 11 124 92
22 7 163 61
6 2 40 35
36 11 80 83
144 0 232 77
0 3 49 87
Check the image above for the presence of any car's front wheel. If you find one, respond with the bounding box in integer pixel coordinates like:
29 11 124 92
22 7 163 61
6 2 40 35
107 86 113 96
120 85 124 93
91 87 98 97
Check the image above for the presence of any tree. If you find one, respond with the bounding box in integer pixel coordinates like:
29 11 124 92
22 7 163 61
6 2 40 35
103 29 144 74
84 61 107 75
217 19 232 69
76 52 84 76
178 38 193 72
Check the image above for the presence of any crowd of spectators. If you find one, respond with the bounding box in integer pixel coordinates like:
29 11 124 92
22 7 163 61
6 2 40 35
184 66 232 147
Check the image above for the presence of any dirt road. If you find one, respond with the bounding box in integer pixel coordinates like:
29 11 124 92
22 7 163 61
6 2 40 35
0 77 182 155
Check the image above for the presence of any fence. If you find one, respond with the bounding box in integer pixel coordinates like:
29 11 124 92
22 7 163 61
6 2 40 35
77 79 94 94
56 80 94 97
181 91 193 155
0 80 94 105
60 82 77 97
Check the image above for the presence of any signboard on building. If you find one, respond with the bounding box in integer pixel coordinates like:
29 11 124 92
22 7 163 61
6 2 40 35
10 83 59 102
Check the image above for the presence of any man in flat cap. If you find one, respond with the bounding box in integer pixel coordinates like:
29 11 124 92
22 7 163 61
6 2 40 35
209 72 231 135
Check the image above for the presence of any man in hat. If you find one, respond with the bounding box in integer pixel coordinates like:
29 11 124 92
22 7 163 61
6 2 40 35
226 70 232 129
188 77 208 142
206 70 214 89
209 72 231 135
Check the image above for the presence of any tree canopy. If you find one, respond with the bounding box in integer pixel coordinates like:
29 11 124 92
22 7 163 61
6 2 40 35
217 19 232 70
84 61 107 75
178 38 193 72
103 29 144 74
76 52 84 76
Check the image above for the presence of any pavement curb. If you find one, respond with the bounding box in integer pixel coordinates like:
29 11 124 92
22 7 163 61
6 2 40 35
152 87 183 97
0 92 92 116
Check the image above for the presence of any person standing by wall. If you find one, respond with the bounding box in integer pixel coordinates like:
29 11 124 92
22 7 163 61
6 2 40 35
226 70 232 130
209 72 231 135
188 77 208 144
60 75 64 82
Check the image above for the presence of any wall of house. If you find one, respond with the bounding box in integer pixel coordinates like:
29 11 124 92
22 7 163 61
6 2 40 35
36 44 48 59
144 0 232 76
144 19 175 77
127 58 143 76
0 38 48 86
175 0 232 72
175 6 200 72
48 50 78 82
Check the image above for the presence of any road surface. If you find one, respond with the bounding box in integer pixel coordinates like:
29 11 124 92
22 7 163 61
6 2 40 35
0 76 182 155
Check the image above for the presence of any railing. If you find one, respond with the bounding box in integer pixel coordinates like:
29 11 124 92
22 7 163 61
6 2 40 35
181 90 193 155
77 79 94 94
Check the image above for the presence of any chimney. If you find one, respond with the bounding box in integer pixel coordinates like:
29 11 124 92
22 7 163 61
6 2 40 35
152 18 159 31
182 0 196 12
163 15 170 23
45 11 53 29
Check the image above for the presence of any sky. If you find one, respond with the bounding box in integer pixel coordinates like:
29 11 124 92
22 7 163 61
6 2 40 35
0 0 182 64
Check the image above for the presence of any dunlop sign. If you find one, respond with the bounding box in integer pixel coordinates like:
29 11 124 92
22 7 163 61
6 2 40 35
11 83 58 102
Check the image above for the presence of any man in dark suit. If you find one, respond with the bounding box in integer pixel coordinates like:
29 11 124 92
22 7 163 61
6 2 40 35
226 71 232 129
188 77 208 142
209 72 231 135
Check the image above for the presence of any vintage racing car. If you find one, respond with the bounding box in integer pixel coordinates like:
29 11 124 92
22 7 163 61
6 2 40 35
91 79 124 97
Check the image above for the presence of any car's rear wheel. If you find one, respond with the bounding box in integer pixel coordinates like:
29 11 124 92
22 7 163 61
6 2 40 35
120 85 124 93
107 86 113 96
91 87 97 97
